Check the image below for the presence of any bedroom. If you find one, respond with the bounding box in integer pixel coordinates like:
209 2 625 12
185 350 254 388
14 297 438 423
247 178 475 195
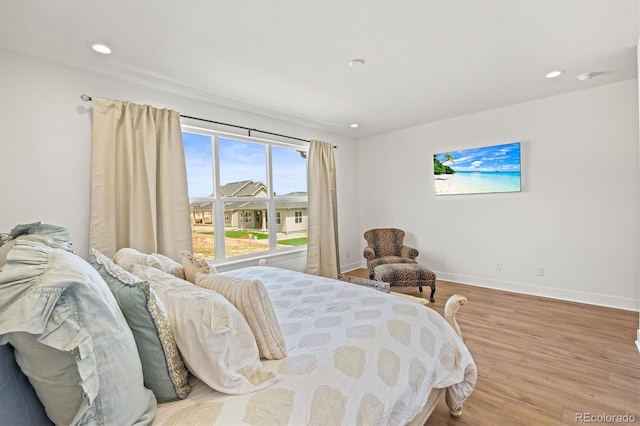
0 1 638 424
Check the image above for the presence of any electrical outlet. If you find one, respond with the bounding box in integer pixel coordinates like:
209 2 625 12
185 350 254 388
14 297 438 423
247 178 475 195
536 266 544 276
495 261 502 271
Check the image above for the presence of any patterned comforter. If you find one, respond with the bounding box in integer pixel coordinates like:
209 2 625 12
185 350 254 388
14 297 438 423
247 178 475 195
153 266 477 425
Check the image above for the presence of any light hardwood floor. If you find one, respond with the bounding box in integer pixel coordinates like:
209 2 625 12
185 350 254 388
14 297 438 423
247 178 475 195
344 269 640 425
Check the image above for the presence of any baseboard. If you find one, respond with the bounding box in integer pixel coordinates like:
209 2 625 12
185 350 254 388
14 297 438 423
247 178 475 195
434 271 639 312
340 260 365 274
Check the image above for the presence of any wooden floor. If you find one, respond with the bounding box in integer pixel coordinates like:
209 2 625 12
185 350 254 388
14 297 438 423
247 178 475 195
344 269 640 425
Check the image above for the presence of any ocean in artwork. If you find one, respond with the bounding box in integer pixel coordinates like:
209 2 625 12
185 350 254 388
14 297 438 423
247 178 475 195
434 142 521 195
434 171 521 195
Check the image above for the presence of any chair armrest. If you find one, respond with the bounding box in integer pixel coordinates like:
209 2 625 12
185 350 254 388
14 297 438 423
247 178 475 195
400 246 419 259
363 247 376 261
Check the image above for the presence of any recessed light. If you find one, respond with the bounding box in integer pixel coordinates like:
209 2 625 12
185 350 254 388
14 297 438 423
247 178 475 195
545 70 564 79
90 43 112 55
349 59 365 68
350 123 359 128
577 72 595 81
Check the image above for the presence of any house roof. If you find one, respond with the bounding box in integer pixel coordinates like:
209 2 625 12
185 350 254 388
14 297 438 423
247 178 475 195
191 180 307 211
219 180 266 197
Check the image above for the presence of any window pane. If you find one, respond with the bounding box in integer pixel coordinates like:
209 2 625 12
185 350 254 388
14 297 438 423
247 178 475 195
272 146 307 197
183 132 213 197
218 138 266 196
190 201 215 260
223 201 269 258
275 200 308 248
183 132 216 260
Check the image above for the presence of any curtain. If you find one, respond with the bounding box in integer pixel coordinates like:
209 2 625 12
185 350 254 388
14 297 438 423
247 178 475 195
89 98 193 260
306 140 340 278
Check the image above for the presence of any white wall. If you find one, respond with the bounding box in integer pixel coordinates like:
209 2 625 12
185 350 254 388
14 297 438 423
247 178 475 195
0 49 361 273
357 79 639 311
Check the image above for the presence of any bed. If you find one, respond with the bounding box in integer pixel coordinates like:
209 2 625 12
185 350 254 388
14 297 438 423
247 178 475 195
151 266 477 425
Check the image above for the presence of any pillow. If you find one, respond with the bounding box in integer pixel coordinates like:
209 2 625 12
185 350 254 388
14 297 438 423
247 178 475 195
0 240 156 425
338 274 391 293
114 247 165 273
181 250 217 284
196 273 287 360
152 253 186 280
0 343 52 425
1 223 73 270
132 264 278 394
89 248 190 402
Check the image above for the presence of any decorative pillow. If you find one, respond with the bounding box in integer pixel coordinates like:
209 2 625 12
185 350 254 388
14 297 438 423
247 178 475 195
114 247 165 273
338 274 391 293
1 223 73 270
132 264 278 394
196 273 287 360
0 343 52 425
0 240 156 425
89 248 190 402
152 253 186 280
180 250 217 284
8 222 72 251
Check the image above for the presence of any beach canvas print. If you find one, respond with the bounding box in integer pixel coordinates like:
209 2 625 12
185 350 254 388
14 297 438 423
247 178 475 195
434 142 521 195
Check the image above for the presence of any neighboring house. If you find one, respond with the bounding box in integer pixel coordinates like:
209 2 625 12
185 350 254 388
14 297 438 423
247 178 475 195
190 180 308 234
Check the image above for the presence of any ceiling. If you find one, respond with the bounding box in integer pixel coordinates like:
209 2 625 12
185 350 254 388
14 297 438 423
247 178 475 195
1 1 638 138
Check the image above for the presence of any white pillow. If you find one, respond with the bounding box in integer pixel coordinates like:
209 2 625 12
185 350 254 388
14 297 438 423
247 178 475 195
131 265 278 394
114 248 165 273
196 273 287 360
180 250 217 284
151 253 186 280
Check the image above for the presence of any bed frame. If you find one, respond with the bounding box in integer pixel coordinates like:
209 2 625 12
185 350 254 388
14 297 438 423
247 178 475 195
407 294 468 424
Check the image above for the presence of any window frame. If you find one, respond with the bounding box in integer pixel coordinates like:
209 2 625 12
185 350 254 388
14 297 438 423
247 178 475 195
182 124 309 265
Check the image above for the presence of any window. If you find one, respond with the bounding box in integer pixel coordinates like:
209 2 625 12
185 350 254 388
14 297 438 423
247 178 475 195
183 127 308 262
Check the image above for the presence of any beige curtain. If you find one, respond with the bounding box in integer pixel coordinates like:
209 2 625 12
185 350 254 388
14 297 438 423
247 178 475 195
306 140 340 278
89 98 193 260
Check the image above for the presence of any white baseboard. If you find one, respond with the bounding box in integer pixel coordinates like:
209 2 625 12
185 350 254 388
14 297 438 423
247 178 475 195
434 271 639 312
340 260 366 274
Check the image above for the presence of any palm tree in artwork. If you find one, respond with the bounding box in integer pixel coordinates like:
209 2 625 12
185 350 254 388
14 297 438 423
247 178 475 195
443 152 454 167
434 152 456 175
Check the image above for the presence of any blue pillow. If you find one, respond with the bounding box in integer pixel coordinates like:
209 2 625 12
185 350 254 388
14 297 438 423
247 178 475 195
89 248 190 402
0 344 52 425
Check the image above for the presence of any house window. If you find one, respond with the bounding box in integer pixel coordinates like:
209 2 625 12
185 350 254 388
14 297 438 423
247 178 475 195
183 127 308 262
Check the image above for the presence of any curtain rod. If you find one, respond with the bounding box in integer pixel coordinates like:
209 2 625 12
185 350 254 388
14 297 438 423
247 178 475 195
81 94 335 147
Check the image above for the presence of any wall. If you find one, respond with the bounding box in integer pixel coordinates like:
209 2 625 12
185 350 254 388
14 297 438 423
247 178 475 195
0 49 361 273
357 79 639 311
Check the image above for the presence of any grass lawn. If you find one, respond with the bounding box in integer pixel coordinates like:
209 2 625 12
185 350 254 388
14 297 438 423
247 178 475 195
278 237 308 246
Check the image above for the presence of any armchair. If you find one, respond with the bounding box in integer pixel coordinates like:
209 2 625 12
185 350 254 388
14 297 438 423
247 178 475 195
363 228 419 278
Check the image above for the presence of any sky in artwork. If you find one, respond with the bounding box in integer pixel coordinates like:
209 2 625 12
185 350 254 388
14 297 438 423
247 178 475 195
435 142 521 173
182 132 307 197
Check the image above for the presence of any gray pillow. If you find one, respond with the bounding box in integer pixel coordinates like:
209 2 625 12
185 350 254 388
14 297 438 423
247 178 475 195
0 343 52 425
0 240 157 425
89 248 190 402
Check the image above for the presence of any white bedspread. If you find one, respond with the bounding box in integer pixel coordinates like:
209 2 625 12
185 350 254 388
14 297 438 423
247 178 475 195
153 266 476 425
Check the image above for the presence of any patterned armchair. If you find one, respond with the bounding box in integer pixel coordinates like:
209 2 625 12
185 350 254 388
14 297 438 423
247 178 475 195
363 228 419 278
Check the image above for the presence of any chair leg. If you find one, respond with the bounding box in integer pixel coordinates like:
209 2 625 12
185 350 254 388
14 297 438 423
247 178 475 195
418 286 423 292
430 286 436 303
